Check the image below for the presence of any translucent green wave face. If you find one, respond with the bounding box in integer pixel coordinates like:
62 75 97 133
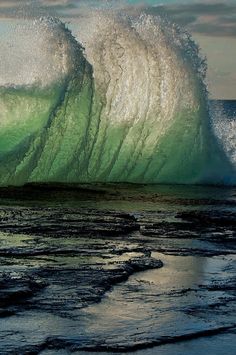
0 14 234 186
0 86 62 154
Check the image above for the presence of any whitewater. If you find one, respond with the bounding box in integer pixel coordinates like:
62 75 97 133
0 10 235 186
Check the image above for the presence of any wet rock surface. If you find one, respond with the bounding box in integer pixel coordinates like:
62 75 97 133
0 184 236 354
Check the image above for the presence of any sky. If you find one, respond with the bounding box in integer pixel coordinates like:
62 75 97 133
0 0 235 99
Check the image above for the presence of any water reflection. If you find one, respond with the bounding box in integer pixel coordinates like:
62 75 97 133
82 253 236 346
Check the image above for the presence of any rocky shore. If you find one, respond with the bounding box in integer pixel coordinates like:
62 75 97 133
0 184 235 354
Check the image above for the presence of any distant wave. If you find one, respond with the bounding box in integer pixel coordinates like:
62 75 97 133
0 12 235 186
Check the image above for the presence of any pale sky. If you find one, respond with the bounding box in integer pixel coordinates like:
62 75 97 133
0 0 235 99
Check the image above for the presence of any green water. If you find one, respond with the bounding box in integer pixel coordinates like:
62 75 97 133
0 15 234 186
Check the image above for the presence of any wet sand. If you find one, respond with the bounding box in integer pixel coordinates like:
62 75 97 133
0 184 236 354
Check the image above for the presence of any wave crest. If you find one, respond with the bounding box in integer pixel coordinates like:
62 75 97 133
0 12 234 186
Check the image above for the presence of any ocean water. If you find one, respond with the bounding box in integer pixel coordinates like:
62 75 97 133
0 5 236 355
0 11 235 186
0 182 236 354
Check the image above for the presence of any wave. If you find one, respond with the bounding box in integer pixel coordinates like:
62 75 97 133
210 100 236 170
0 12 235 186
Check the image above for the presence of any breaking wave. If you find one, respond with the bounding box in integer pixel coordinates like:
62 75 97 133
0 12 235 186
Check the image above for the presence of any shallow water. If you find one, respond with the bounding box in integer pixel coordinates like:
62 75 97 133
0 184 235 354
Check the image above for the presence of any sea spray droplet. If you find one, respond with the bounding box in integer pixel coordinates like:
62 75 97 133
0 12 234 186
